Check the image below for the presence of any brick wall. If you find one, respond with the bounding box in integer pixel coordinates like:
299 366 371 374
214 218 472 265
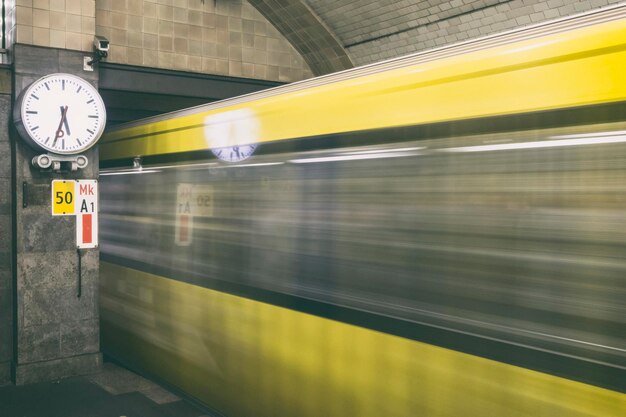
7 1 313 82
95 0 313 82
304 0 624 66
7 0 96 51
248 0 353 75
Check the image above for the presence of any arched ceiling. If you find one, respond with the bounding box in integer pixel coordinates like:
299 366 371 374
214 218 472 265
247 0 622 75
247 0 354 75
303 0 501 50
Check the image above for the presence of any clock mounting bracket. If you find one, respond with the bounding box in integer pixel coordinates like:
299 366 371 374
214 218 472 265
32 153 89 172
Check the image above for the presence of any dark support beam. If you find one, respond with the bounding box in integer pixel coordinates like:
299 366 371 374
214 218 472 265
99 63 283 99
98 63 285 125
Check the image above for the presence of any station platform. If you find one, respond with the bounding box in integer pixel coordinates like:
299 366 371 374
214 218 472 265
0 362 210 417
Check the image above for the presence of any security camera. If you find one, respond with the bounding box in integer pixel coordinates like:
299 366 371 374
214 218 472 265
87 36 109 68
93 35 109 54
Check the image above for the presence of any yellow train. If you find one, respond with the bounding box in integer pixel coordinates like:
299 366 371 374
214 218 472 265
99 5 626 417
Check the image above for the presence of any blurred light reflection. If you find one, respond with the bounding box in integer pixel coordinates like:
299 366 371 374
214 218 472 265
100 169 162 176
443 132 626 152
289 151 419 163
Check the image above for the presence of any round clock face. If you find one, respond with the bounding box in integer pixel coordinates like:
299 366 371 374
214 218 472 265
15 73 107 155
212 144 258 162
204 109 260 163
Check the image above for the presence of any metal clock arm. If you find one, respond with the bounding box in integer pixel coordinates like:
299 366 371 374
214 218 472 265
32 153 89 172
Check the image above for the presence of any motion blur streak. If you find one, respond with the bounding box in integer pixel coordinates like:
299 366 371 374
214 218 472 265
99 169 162 176
101 263 624 417
101 122 626 416
442 133 626 152
99 5 626 417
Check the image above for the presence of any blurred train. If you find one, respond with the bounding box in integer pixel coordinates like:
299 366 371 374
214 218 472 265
99 5 626 417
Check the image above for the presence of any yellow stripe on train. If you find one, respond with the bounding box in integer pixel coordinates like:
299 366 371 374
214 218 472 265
100 262 626 417
100 18 626 161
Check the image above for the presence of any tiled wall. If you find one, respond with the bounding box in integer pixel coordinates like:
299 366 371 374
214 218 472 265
248 0 353 76
7 0 96 51
327 0 625 65
95 0 313 82
7 0 312 82
6 1 622 80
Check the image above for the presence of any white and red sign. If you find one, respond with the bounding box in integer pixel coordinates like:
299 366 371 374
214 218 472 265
175 183 193 246
174 184 214 246
75 180 98 249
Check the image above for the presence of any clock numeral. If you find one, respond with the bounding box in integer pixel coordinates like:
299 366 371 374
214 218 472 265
26 111 37 114
88 115 98 118
86 99 94 104
32 126 39 131
62 80 65 90
86 129 94 134
44 137 50 144
77 86 82 93
61 139 65 149
76 138 83 146
44 83 50 90
31 94 39 100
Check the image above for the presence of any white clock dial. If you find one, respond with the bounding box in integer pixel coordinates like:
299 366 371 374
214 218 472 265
204 109 260 163
15 73 107 155
212 144 258 162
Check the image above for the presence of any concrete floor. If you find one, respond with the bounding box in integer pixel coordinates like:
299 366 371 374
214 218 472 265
0 362 212 417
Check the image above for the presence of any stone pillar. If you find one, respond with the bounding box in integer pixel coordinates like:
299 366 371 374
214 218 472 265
12 44 101 385
0 68 13 386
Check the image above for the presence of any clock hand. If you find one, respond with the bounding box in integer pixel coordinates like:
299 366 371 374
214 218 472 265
52 106 68 146
61 106 71 135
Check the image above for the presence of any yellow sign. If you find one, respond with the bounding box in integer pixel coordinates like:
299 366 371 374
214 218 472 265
51 180 75 216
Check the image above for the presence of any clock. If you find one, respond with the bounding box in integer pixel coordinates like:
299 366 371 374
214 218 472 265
211 144 258 162
14 73 107 155
204 109 259 163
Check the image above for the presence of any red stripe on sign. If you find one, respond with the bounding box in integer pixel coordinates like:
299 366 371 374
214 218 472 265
179 215 189 242
82 214 92 244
